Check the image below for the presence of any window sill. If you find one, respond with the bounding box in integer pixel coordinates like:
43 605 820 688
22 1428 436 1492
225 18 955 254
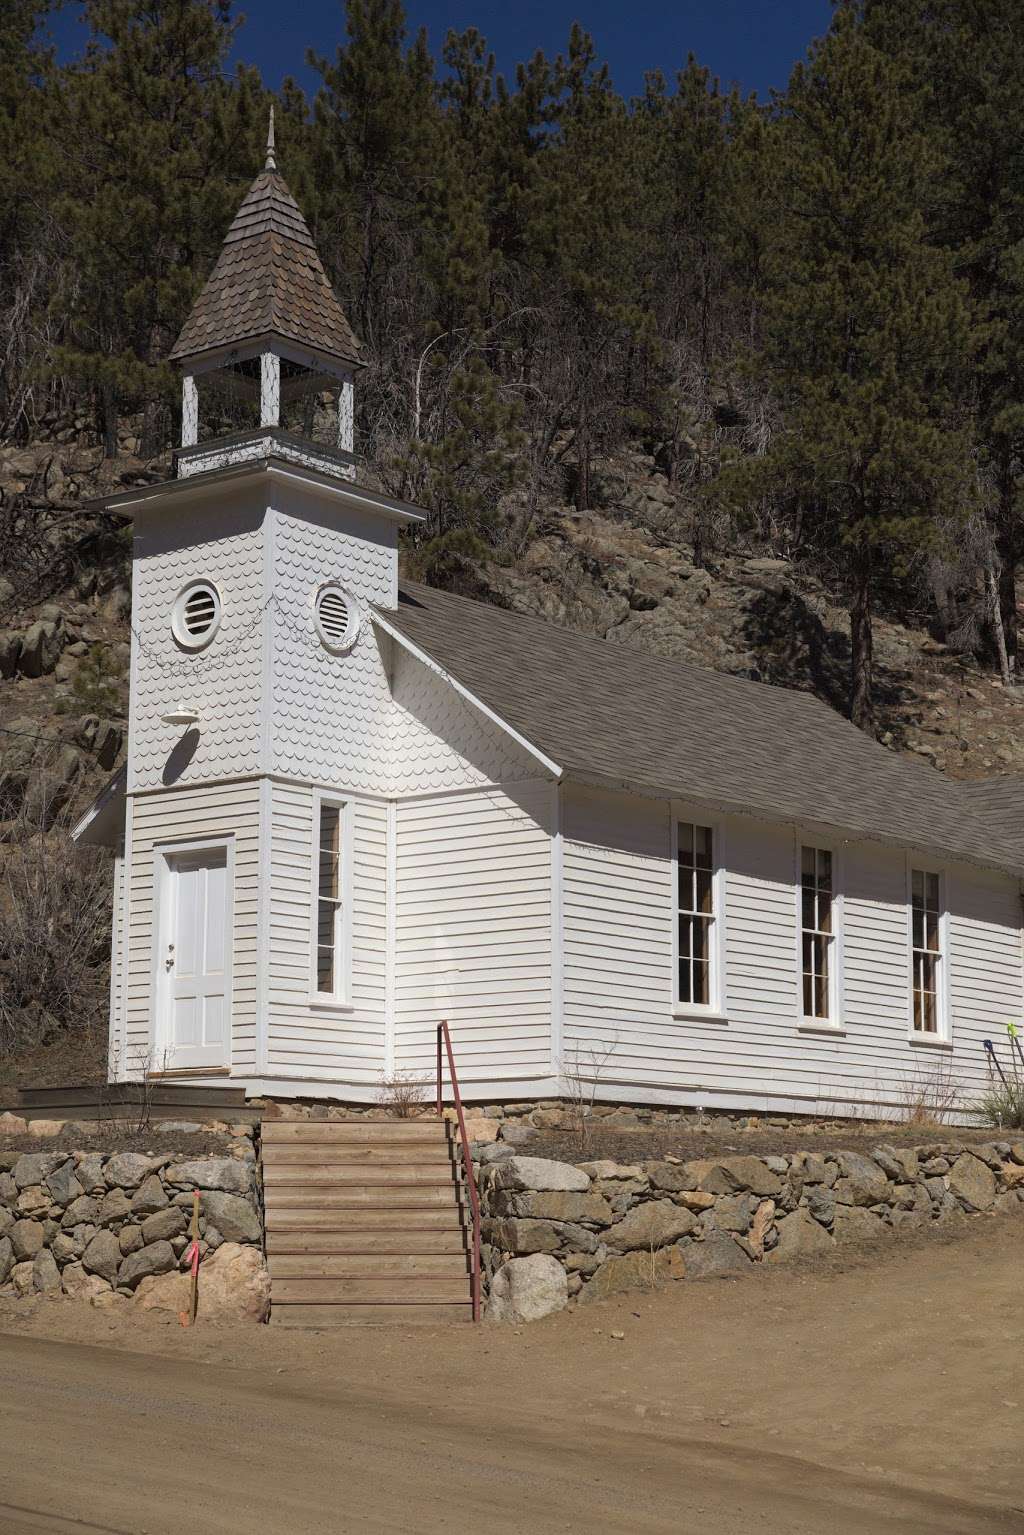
798 1020 846 1037
907 1031 953 1050
672 1008 729 1024
307 997 355 1014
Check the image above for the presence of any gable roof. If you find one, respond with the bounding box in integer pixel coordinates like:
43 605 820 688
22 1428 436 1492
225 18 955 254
169 167 362 367
957 778 1024 864
381 580 1024 879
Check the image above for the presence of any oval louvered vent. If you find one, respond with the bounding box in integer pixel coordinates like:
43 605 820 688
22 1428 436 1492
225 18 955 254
315 584 359 653
171 581 222 650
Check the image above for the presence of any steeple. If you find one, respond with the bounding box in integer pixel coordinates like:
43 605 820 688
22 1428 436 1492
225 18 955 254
170 111 362 482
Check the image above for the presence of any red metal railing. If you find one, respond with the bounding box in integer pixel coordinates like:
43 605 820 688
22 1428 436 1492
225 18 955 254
436 1019 482 1322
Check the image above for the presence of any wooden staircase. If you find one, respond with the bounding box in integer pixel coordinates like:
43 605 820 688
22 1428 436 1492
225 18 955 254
261 1119 474 1326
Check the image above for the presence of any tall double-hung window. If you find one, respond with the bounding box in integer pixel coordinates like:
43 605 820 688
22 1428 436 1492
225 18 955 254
910 868 943 1035
800 846 835 1021
676 820 717 1009
313 798 350 1003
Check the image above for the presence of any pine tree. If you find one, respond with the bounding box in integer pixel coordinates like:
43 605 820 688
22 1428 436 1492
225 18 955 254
749 4 975 730
51 0 261 455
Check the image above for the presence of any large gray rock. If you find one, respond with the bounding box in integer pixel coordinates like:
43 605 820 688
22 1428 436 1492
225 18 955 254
708 1193 760 1233
486 1254 568 1323
947 1153 996 1213
18 618 64 678
9 1218 44 1262
606 1199 697 1252
97 1188 132 1225
578 1246 685 1303
62 1264 111 1301
45 1160 83 1206
0 1172 16 1206
833 1206 891 1245
833 1152 889 1207
74 1155 106 1193
489 1156 591 1194
485 1218 561 1256
12 1153 64 1191
118 1225 143 1256
492 1190 613 1225
104 1153 160 1191
804 1186 836 1227
683 1156 781 1197
0 1207 12 1239
684 1231 753 1280
32 1247 61 1294
199 1191 260 1244
766 1209 834 1264
165 1158 251 1194
82 1228 121 1283
130 1174 169 1216
118 1240 176 1290
0 1235 13 1284
61 1195 99 1229
140 1207 186 1245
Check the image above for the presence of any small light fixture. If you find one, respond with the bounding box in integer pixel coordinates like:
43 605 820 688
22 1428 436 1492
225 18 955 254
161 706 200 727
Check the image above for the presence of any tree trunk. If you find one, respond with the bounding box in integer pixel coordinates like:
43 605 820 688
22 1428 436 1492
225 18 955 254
985 558 1012 687
995 479 1018 678
850 560 875 734
100 383 117 460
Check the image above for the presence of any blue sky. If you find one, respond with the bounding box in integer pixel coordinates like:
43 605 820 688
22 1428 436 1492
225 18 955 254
45 1 833 101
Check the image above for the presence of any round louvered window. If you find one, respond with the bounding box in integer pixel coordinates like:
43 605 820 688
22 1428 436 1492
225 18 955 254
314 583 360 653
171 581 222 650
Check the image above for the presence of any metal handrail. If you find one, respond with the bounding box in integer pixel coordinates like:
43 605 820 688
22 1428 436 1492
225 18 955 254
436 1019 482 1322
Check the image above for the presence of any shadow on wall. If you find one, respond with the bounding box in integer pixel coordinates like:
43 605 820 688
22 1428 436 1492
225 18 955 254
163 728 200 785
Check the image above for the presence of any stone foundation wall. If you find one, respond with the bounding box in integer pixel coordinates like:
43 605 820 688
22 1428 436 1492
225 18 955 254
0 1131 269 1321
476 1139 1024 1321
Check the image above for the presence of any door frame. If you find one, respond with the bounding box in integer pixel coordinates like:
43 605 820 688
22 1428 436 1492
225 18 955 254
151 833 236 1075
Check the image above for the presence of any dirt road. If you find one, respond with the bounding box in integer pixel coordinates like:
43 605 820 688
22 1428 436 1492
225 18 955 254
1 1217 1022 1534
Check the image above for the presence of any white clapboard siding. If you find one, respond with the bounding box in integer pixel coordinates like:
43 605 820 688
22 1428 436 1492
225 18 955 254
123 779 260 1077
394 784 553 1081
265 781 387 1082
562 782 1023 1115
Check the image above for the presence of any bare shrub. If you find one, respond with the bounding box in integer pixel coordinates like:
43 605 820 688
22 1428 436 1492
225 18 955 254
377 1070 429 1119
976 1072 1024 1132
560 1034 618 1150
895 1060 962 1129
0 755 111 1060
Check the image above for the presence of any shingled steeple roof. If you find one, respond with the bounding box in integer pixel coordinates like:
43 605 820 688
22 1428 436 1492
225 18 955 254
169 113 362 368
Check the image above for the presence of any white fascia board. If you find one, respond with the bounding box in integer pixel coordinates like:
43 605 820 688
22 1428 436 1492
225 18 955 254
371 609 562 780
86 459 424 525
71 764 127 846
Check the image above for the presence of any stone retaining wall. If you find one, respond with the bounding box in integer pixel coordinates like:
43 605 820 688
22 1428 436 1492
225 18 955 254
0 1131 269 1321
475 1139 1024 1322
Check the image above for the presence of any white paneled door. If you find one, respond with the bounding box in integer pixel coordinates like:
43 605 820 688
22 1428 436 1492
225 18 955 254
158 846 231 1071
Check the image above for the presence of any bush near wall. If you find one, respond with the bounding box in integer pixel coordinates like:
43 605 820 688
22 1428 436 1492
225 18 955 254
0 1127 269 1321
476 1140 1024 1322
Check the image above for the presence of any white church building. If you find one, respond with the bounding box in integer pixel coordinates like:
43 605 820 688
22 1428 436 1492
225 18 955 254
75 129 1024 1121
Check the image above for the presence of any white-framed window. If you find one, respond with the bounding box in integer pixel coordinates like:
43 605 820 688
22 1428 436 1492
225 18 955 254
800 844 838 1023
311 795 352 1004
313 582 360 653
673 813 724 1015
910 865 946 1037
171 580 221 650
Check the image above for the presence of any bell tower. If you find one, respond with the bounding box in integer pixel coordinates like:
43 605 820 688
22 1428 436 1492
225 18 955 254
169 109 363 483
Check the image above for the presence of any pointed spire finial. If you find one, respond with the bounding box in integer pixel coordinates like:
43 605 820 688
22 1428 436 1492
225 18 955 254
265 104 277 172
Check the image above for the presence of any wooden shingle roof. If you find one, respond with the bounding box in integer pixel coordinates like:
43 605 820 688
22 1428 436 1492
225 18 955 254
169 166 362 367
383 580 1024 878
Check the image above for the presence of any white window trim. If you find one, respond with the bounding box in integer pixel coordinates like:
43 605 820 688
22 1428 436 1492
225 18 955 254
794 833 846 1035
308 792 354 1010
670 804 728 1022
906 856 951 1046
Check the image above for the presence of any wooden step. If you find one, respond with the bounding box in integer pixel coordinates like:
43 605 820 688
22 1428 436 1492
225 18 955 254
269 1254 469 1279
271 1277 470 1304
263 1187 460 1210
266 1230 467 1255
263 1165 457 1188
265 1207 464 1231
261 1144 454 1166
271 1302 473 1327
261 1121 447 1143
